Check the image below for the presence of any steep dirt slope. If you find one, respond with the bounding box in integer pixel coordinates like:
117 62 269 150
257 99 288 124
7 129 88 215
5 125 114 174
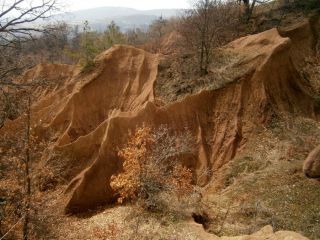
1 23 317 216
63 27 317 213
0 63 76 145
31 46 158 145
279 16 320 66
29 27 314 213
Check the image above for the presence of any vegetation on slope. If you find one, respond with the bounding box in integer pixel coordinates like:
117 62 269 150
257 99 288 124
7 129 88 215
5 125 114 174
205 114 320 239
1 0 320 239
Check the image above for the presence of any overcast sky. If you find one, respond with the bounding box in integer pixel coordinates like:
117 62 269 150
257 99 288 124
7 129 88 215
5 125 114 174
67 0 191 11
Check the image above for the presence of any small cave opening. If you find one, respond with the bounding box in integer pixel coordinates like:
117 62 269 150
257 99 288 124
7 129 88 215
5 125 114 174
192 212 210 230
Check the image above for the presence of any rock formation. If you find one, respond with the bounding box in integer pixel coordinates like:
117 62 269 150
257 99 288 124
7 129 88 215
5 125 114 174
188 224 309 240
1 23 317 213
303 145 320 179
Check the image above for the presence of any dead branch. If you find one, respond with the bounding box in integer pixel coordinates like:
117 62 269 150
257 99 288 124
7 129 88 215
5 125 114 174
0 0 59 44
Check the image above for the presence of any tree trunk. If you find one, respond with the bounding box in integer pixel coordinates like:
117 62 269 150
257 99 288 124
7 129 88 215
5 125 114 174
242 0 256 22
200 39 205 75
23 95 31 240
243 0 250 14
249 0 257 20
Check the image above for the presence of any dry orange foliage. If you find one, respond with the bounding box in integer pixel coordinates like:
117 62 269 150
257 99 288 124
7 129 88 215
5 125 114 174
171 164 193 199
110 125 194 207
110 126 154 203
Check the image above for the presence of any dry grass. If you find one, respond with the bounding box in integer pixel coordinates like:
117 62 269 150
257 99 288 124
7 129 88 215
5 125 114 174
155 49 250 103
27 150 205 239
301 55 320 93
39 201 205 240
203 113 320 239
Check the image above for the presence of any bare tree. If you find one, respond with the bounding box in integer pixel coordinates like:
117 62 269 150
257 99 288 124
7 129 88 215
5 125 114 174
149 16 167 41
22 95 31 240
126 27 148 46
242 0 257 21
239 0 272 21
37 21 70 63
179 0 239 75
0 0 60 83
0 0 60 126
0 1 59 239
0 0 59 46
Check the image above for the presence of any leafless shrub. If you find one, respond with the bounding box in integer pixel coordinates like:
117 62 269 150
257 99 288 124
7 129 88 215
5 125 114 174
179 0 241 75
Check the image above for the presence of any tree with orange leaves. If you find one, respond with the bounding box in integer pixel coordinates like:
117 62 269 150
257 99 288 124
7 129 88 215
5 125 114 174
110 125 195 211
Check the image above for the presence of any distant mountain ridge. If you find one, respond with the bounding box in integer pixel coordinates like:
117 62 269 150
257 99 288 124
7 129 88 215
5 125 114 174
59 7 182 31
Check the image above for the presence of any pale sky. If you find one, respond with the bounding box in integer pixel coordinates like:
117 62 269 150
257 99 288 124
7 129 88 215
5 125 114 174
67 0 191 11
